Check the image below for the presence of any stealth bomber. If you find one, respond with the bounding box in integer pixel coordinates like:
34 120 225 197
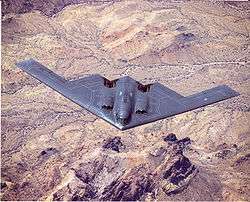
16 59 239 130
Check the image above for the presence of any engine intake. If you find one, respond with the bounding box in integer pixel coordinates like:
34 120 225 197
135 94 148 114
99 89 114 110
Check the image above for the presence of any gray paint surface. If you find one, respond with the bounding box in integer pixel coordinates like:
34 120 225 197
16 59 240 130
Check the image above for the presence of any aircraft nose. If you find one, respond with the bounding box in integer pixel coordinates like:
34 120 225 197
117 103 130 119
115 103 131 125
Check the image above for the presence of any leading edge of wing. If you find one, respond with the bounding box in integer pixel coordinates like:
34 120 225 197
16 59 104 89
181 85 240 109
16 59 67 85
148 82 184 99
16 59 117 126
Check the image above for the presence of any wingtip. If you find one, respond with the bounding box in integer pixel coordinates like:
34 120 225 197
220 85 240 98
233 91 240 97
16 58 37 69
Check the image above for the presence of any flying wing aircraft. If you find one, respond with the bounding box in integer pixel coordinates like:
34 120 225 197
16 59 239 130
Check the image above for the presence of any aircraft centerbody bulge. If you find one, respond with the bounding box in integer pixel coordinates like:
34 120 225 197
113 77 136 124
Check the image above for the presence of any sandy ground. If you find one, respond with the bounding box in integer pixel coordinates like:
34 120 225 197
1 0 250 201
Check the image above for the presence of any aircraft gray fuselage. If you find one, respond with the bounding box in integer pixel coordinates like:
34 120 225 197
16 59 240 130
113 77 136 124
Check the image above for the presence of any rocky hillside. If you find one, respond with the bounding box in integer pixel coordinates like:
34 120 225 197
1 0 249 201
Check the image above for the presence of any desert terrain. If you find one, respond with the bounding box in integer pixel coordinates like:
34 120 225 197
1 0 250 201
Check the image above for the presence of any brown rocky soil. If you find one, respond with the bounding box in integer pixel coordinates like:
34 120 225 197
1 0 250 201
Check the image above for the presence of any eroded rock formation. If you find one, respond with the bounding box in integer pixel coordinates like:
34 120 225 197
39 135 222 201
